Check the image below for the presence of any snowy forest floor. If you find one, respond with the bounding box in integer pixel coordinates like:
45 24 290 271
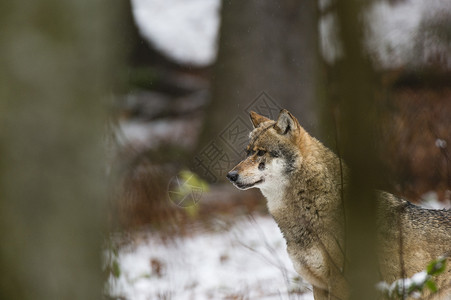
104 185 449 300
106 92 451 299
106 213 314 300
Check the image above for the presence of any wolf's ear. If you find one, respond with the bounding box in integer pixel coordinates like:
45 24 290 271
274 109 299 135
249 111 270 128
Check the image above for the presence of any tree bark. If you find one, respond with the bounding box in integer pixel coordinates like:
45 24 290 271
0 0 122 298
323 0 383 298
200 0 319 145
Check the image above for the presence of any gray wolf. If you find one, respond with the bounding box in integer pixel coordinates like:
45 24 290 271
227 109 451 299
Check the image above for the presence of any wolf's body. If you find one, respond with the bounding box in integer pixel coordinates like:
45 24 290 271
227 109 451 300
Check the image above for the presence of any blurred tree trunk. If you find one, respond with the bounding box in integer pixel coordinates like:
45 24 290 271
0 0 122 299
322 0 383 299
200 0 319 147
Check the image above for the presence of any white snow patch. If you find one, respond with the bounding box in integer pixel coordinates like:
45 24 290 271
365 0 423 68
107 215 313 299
116 117 201 150
131 0 221 66
320 0 451 68
377 270 430 299
435 139 447 149
410 271 429 286
319 13 343 64
419 191 451 209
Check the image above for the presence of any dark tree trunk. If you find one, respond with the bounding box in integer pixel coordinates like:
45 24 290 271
0 0 123 298
324 1 383 298
200 0 319 144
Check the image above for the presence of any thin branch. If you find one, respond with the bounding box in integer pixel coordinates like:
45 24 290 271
333 109 348 274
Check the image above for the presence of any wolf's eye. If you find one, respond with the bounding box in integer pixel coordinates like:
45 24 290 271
246 149 255 157
257 150 266 156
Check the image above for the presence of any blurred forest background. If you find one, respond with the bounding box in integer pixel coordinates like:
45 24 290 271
115 0 451 228
1 0 450 299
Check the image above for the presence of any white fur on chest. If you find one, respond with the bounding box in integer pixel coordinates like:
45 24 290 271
258 158 290 213
260 184 285 213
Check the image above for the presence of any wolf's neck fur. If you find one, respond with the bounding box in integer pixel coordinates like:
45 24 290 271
260 183 287 213
263 137 345 248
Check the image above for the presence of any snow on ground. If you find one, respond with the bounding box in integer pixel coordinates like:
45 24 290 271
107 215 313 300
105 192 450 299
131 0 221 66
117 117 201 150
419 191 451 209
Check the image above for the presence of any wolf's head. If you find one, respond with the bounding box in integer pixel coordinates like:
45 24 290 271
227 109 309 194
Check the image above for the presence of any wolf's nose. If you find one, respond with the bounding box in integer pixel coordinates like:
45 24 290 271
226 171 239 182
